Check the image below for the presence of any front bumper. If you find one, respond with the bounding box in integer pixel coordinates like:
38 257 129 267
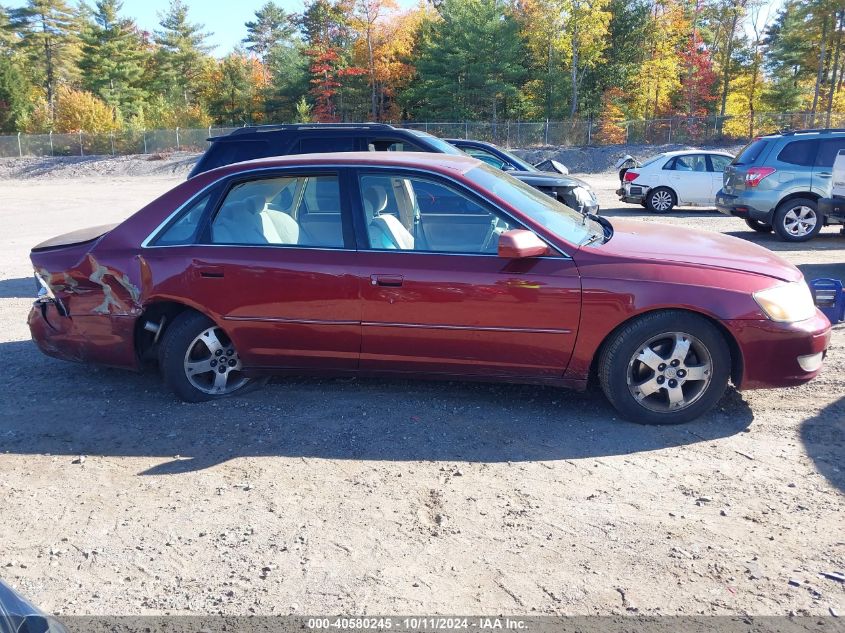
818 196 845 223
28 300 139 370
725 311 832 389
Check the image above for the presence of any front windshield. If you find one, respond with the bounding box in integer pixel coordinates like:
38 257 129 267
467 163 604 247
408 130 465 155
496 146 537 172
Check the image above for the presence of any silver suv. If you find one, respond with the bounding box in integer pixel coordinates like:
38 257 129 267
715 128 845 242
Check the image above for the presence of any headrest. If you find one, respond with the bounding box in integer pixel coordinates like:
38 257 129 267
363 185 388 216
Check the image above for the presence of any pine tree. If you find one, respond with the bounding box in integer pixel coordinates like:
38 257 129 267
402 0 526 121
0 54 29 132
243 2 296 70
153 0 211 107
78 0 148 118
8 0 81 112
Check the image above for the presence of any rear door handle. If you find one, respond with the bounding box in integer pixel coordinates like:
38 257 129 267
370 274 404 287
196 265 225 278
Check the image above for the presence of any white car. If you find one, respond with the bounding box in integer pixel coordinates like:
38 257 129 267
616 150 735 213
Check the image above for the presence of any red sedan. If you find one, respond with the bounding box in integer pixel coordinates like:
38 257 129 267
28 153 830 424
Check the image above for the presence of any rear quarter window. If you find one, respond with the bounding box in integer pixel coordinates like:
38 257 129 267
732 139 770 165
199 140 273 172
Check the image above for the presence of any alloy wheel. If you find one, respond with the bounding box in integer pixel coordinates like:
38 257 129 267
650 190 673 211
183 326 248 395
782 205 817 237
626 331 713 413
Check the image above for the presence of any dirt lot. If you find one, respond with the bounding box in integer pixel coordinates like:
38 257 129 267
0 160 843 617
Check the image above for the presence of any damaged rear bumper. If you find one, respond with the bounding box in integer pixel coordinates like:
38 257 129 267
28 300 140 371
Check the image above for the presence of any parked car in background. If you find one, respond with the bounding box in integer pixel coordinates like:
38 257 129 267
617 150 734 213
446 138 599 214
446 138 570 174
189 124 599 216
29 153 830 425
817 148 845 223
717 129 845 241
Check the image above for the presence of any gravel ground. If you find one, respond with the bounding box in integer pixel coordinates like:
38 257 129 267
0 160 843 618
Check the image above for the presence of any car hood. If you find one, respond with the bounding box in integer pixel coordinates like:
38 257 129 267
595 219 802 282
511 171 589 189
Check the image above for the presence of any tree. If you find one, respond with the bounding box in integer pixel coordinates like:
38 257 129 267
206 52 264 125
519 0 610 118
351 0 397 120
7 0 81 112
153 0 212 107
78 0 148 118
0 54 29 132
594 86 627 143
243 2 297 84
402 0 526 121
676 31 718 118
301 0 366 121
52 84 118 133
704 0 749 130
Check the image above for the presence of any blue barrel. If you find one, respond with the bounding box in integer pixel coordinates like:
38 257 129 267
810 278 844 323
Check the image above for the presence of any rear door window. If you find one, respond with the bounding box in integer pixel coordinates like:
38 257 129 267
708 155 732 172
732 139 769 166
296 137 357 153
777 140 818 166
815 138 845 167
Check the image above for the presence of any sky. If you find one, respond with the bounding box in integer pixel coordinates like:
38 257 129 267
6 0 785 58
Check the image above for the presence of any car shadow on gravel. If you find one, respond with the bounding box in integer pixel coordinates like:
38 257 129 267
800 394 845 493
0 277 34 299
2 339 754 474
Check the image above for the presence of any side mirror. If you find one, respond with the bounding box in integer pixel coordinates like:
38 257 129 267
498 229 549 259
500 163 517 172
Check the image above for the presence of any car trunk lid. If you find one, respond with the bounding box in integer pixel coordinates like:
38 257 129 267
31 223 119 252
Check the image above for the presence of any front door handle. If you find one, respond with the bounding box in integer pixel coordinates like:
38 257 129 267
370 274 404 287
196 265 225 278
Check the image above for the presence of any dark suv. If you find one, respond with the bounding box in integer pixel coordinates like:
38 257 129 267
716 128 845 241
189 123 599 215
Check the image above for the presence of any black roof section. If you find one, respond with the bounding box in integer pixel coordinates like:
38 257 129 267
208 122 402 142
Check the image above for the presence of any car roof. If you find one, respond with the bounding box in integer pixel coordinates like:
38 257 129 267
657 149 733 157
211 151 483 176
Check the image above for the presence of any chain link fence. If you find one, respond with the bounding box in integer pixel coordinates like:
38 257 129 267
0 113 842 159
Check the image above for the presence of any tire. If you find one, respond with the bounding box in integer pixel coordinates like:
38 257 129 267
773 198 822 242
159 311 253 402
598 311 731 425
646 187 676 213
744 218 773 233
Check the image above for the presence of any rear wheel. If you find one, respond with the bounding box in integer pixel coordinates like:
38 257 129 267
159 312 252 402
744 218 773 233
598 311 730 425
773 198 821 242
646 187 676 213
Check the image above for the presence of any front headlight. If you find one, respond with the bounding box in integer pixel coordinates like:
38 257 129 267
572 186 596 211
753 280 817 322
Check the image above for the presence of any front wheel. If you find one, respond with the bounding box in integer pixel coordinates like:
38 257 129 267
744 218 773 233
773 198 821 242
598 311 730 424
646 187 676 213
159 312 252 402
